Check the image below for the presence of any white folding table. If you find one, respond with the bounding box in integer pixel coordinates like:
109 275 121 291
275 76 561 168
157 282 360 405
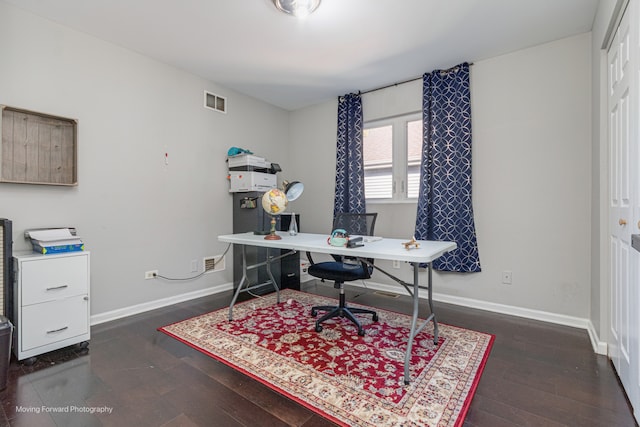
218 231 456 384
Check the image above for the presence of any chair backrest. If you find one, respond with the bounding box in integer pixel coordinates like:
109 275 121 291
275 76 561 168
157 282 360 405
333 213 377 237
331 213 378 270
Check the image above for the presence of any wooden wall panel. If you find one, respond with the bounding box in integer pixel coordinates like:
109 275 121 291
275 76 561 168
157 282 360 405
0 106 77 186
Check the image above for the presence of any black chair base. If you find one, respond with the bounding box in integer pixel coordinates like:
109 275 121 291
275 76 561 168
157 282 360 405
311 289 378 336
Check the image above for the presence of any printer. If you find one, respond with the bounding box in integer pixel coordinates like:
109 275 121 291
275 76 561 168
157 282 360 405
228 154 278 192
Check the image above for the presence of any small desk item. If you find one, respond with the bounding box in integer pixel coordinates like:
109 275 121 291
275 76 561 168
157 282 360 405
218 231 456 384
402 236 420 250
346 236 364 248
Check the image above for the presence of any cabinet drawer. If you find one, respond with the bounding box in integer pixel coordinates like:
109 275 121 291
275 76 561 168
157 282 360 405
21 295 89 352
20 255 88 305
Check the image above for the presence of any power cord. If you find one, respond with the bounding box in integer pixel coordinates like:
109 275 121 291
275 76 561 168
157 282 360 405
153 243 231 282
154 271 205 281
246 288 267 300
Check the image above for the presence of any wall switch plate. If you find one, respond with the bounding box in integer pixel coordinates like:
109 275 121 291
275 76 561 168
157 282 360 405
393 260 400 269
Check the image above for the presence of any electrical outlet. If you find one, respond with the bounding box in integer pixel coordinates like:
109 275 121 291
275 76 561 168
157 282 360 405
502 270 512 284
393 260 400 269
190 259 198 273
145 270 158 279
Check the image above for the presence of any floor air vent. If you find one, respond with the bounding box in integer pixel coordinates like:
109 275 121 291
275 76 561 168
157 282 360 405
374 290 399 299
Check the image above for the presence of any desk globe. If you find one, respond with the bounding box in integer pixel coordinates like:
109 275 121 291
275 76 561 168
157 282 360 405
261 188 288 240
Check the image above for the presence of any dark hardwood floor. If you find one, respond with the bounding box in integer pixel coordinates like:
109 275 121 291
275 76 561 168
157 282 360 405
0 281 636 427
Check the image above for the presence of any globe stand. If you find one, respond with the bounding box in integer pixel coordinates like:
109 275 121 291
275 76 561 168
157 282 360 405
264 216 281 240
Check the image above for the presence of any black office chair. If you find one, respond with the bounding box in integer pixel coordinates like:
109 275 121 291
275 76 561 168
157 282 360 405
307 213 378 336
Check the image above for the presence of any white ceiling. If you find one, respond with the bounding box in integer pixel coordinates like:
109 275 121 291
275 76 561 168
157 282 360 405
4 0 600 110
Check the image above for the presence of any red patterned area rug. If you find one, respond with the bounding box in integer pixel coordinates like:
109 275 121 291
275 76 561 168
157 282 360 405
159 289 494 427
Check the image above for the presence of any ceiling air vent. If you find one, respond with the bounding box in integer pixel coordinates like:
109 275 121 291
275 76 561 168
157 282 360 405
204 91 227 113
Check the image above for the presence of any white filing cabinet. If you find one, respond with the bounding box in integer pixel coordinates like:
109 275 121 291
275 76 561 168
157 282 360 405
12 251 90 361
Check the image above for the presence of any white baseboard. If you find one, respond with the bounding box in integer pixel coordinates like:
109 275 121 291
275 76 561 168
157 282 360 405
359 280 608 355
587 320 608 355
90 279 609 356
90 282 234 326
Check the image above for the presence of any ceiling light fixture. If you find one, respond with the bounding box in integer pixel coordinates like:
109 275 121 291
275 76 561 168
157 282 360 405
272 0 321 18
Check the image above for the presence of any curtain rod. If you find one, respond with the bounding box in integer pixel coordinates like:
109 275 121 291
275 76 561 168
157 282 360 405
358 62 474 96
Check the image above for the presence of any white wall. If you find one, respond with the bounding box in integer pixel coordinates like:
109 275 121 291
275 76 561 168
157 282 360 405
0 1 598 325
291 34 593 319
0 2 290 317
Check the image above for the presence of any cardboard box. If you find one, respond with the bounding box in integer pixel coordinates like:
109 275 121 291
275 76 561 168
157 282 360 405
229 171 276 192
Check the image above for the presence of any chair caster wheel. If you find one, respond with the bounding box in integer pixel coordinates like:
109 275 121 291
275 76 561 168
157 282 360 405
311 309 317 317
358 329 365 337
315 324 323 333
372 313 379 322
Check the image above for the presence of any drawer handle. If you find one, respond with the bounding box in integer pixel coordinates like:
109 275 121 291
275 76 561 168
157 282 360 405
46 285 69 291
287 273 296 277
46 326 69 334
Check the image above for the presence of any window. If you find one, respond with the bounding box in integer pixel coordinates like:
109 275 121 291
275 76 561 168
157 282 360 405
363 113 422 201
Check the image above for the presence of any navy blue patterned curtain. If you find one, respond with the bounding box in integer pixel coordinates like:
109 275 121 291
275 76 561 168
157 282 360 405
333 93 366 216
415 63 481 272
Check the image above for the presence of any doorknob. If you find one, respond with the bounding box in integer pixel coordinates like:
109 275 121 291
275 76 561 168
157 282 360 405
619 218 628 226
637 220 640 230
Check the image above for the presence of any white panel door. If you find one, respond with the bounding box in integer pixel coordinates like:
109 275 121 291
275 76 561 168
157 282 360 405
608 2 639 419
634 1 640 417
